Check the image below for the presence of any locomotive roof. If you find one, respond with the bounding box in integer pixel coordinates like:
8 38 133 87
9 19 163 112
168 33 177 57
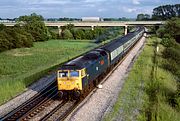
60 49 107 70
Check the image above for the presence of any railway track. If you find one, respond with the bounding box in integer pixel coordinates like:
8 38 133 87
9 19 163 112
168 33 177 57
40 100 79 121
1 81 57 121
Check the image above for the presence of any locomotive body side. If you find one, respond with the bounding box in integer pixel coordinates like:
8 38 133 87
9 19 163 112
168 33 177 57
57 49 109 98
81 50 109 90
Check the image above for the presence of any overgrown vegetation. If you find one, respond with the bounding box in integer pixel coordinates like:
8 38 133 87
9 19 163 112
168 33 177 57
0 40 97 105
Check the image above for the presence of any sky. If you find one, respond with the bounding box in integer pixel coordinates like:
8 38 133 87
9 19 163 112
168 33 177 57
0 0 179 18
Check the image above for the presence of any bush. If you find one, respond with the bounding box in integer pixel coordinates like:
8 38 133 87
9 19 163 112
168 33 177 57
61 29 73 39
84 30 94 40
163 59 179 75
73 29 86 39
161 37 175 47
49 30 58 39
18 13 49 42
156 27 166 38
17 33 33 47
0 25 34 52
0 33 11 52
163 47 180 64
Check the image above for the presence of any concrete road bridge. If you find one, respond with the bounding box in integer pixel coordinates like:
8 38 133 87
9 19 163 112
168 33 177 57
2 21 165 35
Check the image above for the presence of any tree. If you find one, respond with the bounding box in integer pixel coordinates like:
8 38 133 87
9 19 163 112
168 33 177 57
0 32 11 51
84 30 94 40
18 13 49 41
137 14 145 21
66 24 74 31
73 29 85 40
0 24 6 30
61 29 73 40
144 14 151 20
136 13 151 21
152 4 180 20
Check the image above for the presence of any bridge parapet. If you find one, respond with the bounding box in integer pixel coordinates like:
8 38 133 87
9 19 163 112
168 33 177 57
1 21 165 35
1 21 165 27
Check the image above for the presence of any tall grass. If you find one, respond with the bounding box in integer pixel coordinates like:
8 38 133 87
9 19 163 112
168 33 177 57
0 39 97 105
103 37 180 121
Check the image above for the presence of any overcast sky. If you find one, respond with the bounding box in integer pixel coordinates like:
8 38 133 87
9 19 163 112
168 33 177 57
0 0 179 18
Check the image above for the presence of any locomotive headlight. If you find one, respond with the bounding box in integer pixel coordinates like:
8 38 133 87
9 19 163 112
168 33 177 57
76 83 79 86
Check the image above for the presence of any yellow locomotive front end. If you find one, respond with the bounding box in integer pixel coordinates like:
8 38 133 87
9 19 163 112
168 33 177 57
57 69 86 99
57 70 82 91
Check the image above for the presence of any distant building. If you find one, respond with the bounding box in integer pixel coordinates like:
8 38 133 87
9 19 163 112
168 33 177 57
82 17 103 21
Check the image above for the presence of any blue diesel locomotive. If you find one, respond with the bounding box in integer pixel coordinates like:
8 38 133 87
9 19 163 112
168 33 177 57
57 27 144 99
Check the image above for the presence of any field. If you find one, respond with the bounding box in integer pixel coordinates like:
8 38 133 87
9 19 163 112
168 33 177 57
104 37 180 121
0 39 97 105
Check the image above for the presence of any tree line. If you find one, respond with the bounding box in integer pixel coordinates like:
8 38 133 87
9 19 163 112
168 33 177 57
58 24 123 43
59 24 105 40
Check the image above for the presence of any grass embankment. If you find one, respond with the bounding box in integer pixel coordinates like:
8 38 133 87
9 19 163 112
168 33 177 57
104 37 180 121
0 40 97 105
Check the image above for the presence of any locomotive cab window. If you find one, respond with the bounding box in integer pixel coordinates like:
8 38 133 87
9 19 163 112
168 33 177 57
59 71 68 77
70 70 79 77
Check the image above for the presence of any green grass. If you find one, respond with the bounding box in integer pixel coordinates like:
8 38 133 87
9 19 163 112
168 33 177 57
0 39 97 105
103 37 180 121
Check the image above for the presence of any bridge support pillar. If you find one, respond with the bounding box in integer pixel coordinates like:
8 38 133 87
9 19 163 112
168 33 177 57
58 26 62 36
124 25 128 35
91 26 94 30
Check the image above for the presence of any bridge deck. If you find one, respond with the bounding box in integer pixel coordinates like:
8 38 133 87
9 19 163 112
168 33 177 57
1 21 165 27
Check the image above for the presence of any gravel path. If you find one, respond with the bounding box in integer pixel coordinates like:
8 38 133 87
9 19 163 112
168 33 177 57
0 73 56 118
66 35 146 121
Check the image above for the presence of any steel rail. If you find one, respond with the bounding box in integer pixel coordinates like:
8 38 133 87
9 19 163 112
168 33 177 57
1 80 56 120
